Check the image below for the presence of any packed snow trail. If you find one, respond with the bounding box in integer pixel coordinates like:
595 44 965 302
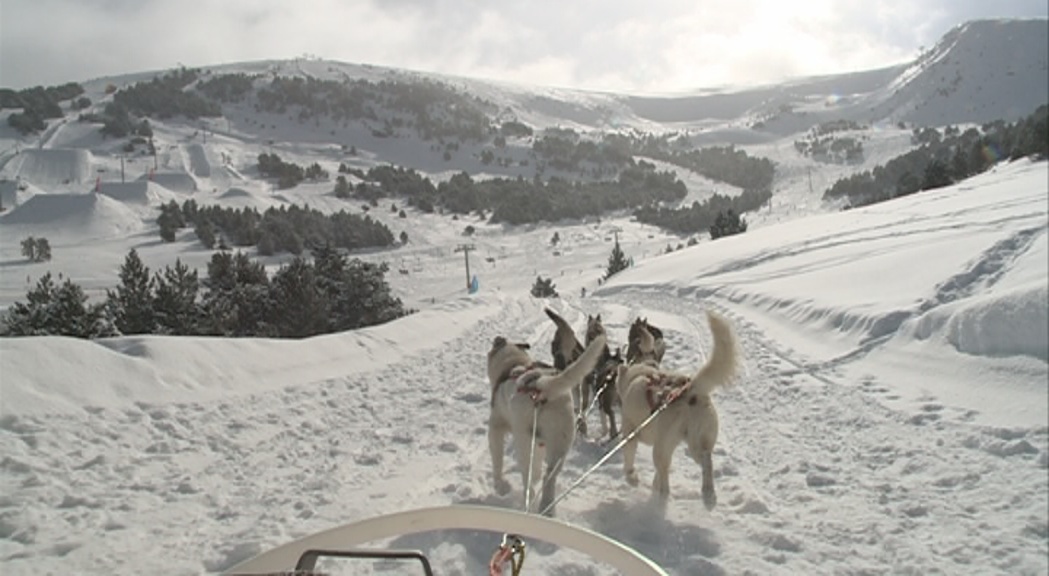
574 288 1048 574
0 291 1045 575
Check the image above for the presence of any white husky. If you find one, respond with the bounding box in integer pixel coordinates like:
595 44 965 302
615 311 738 509
487 332 607 515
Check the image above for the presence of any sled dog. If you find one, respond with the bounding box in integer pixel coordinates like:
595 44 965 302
626 317 666 365
487 332 607 515
615 311 738 508
585 313 621 440
543 308 590 431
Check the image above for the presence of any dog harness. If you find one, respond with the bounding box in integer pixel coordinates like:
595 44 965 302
512 365 546 405
510 366 548 448
644 373 692 412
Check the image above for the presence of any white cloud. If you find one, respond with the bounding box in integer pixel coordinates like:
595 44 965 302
1 0 1045 91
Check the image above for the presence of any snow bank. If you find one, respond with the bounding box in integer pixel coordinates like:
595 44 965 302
0 294 503 416
914 283 1049 361
0 192 144 239
185 144 211 178
4 148 93 187
97 181 176 205
137 171 198 193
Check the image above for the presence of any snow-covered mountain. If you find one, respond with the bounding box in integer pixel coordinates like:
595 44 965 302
0 17 1046 576
871 19 1049 126
0 20 1043 307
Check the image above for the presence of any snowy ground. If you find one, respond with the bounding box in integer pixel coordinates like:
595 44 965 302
0 159 1046 575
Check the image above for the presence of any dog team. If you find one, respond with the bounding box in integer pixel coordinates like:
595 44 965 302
486 306 740 515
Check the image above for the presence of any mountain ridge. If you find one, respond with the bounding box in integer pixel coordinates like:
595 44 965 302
0 18 1045 311
38 17 1042 133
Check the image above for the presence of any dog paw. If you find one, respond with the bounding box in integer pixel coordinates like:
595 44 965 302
494 478 512 495
702 488 717 510
625 470 639 486
576 417 588 436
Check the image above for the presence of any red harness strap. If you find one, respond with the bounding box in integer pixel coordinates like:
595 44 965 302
644 373 691 412
489 534 526 576
514 366 546 405
513 367 548 448
489 544 514 576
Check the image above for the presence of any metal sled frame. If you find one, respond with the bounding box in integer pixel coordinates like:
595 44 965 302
224 504 668 575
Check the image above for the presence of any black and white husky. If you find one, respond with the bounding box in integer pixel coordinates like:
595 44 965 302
486 332 607 515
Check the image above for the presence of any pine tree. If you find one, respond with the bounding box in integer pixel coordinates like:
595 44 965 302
200 252 236 335
107 248 156 335
33 238 51 261
51 278 110 337
921 159 952 191
5 272 55 335
153 259 200 335
604 233 629 281
256 229 277 256
194 218 217 249
20 237 53 262
896 171 921 197
201 251 271 336
313 244 354 332
157 201 184 243
5 273 109 337
334 175 351 198
530 276 558 298
949 148 970 182
20 236 36 261
710 209 748 240
269 257 327 338
341 258 406 329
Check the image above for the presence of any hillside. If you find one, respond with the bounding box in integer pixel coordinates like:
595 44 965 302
0 18 1045 311
0 16 1046 576
0 156 1045 576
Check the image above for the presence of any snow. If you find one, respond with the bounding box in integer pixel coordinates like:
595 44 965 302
0 27 1047 572
1 148 94 188
0 157 1045 575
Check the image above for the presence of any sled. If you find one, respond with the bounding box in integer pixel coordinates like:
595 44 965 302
223 504 668 575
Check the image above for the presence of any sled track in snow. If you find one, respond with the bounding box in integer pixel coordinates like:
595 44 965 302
585 288 1048 574
0 293 1044 575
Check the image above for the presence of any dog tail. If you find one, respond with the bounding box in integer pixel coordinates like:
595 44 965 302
690 311 739 397
544 307 573 331
538 333 608 400
545 307 584 368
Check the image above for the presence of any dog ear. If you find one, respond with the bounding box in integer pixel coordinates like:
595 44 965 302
517 342 531 350
491 336 508 350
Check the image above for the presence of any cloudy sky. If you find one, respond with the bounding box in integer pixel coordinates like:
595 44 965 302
1 0 1046 94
